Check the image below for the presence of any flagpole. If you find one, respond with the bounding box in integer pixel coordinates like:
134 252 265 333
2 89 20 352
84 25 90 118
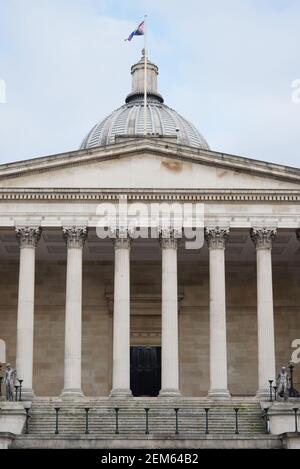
143 14 148 136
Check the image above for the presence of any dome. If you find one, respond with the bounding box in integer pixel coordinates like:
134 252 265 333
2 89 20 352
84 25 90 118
80 54 209 150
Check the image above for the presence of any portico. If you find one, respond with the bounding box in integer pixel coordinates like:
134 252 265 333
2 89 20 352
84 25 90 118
0 210 299 399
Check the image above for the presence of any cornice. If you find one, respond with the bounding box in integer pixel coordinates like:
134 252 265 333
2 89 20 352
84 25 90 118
0 139 299 184
0 188 299 202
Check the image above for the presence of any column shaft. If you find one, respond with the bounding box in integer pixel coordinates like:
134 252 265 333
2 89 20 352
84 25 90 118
111 236 131 396
15 226 41 398
16 247 35 393
251 227 277 397
160 233 180 396
257 248 276 391
206 227 230 399
62 226 87 398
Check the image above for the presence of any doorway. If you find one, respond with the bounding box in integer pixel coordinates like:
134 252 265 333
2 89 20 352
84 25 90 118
130 346 161 397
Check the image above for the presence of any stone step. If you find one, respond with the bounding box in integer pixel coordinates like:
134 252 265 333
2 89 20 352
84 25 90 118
24 398 266 436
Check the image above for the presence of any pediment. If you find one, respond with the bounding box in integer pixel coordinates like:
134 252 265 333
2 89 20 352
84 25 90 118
0 139 299 191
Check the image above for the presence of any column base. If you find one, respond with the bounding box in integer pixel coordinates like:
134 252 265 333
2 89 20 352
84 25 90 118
256 388 271 401
109 388 132 398
61 388 84 399
159 388 181 398
208 388 231 400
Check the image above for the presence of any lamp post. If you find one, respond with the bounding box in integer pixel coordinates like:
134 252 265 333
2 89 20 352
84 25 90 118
18 379 23 401
14 385 19 402
24 407 30 434
85 408 90 435
288 362 300 397
293 408 299 433
144 408 149 435
234 408 239 435
114 408 119 435
54 407 60 434
263 407 270 434
204 408 210 435
174 408 179 435
269 380 273 402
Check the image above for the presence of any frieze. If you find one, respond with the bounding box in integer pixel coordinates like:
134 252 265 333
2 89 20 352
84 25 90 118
1 189 300 203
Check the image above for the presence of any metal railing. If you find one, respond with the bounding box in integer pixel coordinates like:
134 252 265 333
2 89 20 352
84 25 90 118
21 405 259 436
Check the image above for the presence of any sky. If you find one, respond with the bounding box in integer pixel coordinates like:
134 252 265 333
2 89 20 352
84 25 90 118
0 0 299 167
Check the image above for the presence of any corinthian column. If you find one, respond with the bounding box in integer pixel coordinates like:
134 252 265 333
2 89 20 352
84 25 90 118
61 226 88 398
110 229 132 397
251 227 277 398
205 226 231 399
159 228 181 396
15 226 41 399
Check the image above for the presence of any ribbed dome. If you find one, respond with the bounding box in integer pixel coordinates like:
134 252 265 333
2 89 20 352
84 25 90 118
80 55 209 150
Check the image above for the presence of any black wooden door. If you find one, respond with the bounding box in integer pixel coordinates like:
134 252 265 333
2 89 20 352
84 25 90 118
130 346 161 397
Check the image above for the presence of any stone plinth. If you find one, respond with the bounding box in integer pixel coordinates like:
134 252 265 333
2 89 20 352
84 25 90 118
0 402 29 435
264 401 300 435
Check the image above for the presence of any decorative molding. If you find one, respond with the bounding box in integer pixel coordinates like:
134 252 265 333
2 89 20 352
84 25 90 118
62 226 88 248
159 227 182 249
160 237 177 249
15 226 41 248
1 188 300 202
250 227 277 250
0 138 300 184
110 228 132 250
113 237 131 249
205 226 230 249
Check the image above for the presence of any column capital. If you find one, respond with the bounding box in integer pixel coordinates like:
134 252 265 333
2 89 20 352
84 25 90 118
63 226 88 248
205 226 229 249
159 227 182 249
110 227 131 250
15 226 42 248
250 227 277 250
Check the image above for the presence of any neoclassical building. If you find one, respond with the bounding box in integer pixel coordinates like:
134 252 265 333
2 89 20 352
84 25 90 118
0 54 300 408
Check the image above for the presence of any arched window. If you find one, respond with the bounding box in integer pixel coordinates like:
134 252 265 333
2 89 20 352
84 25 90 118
0 339 6 364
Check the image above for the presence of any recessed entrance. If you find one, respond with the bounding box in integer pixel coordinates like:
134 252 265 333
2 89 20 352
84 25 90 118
130 346 161 397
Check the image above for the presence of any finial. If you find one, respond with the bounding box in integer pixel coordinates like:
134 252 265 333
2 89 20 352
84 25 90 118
142 48 145 57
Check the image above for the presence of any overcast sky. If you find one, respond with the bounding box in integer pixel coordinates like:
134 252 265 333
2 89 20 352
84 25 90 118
0 0 299 167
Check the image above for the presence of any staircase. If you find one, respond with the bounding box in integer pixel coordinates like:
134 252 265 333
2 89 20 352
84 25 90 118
25 397 265 436
11 397 282 448
15 398 265 438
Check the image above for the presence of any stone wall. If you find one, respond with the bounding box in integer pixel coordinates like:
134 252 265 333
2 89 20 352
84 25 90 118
0 260 299 397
